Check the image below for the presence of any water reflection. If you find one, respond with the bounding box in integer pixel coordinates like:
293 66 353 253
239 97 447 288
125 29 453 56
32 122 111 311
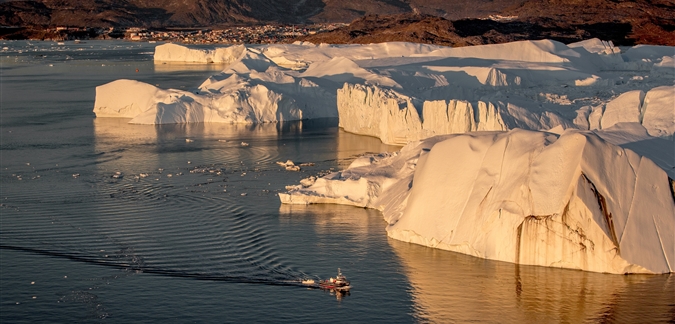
93 117 312 144
92 118 332 170
278 204 382 240
390 239 675 323
336 130 401 168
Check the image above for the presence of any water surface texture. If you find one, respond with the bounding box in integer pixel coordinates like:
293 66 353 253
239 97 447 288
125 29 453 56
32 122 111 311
1 41 673 323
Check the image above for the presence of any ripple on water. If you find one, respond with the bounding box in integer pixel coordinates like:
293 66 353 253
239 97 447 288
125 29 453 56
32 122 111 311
1 164 312 287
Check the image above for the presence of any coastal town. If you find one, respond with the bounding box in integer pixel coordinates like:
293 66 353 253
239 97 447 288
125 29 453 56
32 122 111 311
6 23 347 44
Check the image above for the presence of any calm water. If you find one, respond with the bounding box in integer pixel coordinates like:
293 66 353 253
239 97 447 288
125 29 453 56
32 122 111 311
1 41 673 323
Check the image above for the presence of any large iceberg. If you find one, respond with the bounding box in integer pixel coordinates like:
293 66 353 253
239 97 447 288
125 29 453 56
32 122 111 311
280 129 675 274
95 39 675 137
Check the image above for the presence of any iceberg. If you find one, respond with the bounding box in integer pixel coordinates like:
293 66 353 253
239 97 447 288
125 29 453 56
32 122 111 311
154 43 246 63
280 129 675 274
96 40 674 140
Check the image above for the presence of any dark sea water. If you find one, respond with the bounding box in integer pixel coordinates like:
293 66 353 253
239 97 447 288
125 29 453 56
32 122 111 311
1 40 673 323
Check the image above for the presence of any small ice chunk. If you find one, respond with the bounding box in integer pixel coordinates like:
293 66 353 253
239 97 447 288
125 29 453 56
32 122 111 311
299 176 317 187
277 160 301 171
285 184 302 191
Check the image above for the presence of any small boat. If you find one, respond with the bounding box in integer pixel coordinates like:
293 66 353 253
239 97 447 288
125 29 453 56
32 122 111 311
319 268 351 291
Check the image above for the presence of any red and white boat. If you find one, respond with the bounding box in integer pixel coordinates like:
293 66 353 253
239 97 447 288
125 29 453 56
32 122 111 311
318 268 351 291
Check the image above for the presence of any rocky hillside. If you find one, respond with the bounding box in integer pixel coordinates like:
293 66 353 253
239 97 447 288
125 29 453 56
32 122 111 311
297 0 675 46
0 0 520 27
501 0 675 45
1 0 672 45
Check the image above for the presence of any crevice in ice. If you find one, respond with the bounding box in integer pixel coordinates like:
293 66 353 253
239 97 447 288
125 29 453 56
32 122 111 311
652 214 672 272
582 173 620 251
516 222 523 264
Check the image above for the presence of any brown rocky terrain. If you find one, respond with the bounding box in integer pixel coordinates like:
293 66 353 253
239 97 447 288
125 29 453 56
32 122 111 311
501 0 675 45
1 0 673 45
0 0 523 28
297 0 675 46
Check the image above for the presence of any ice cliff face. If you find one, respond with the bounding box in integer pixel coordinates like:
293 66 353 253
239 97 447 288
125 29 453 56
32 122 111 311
281 129 675 274
337 83 674 145
337 83 578 145
154 43 247 63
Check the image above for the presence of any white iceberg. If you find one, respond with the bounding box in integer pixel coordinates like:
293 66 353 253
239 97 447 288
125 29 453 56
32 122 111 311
154 43 246 63
281 129 675 274
96 40 673 140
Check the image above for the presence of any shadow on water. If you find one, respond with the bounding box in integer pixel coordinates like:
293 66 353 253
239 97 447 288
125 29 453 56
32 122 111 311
389 239 675 323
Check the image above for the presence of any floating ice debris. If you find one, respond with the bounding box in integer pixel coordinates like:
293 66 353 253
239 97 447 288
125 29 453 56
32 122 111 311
240 193 247 196
72 174 80 178
112 172 123 179
240 142 249 146
30 282 34 285
25 163 30 166
185 138 194 143
167 174 173 177
218 139 228 142
187 161 191 164
139 173 149 178
277 160 301 171
299 162 315 167
276 160 294 167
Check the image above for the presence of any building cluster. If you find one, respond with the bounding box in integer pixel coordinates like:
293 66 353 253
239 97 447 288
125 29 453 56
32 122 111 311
124 24 346 44
35 24 344 43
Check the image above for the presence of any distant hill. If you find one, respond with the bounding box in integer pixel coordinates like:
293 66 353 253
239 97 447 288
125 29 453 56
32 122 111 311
0 0 522 28
1 0 672 45
297 0 675 46
500 0 675 45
